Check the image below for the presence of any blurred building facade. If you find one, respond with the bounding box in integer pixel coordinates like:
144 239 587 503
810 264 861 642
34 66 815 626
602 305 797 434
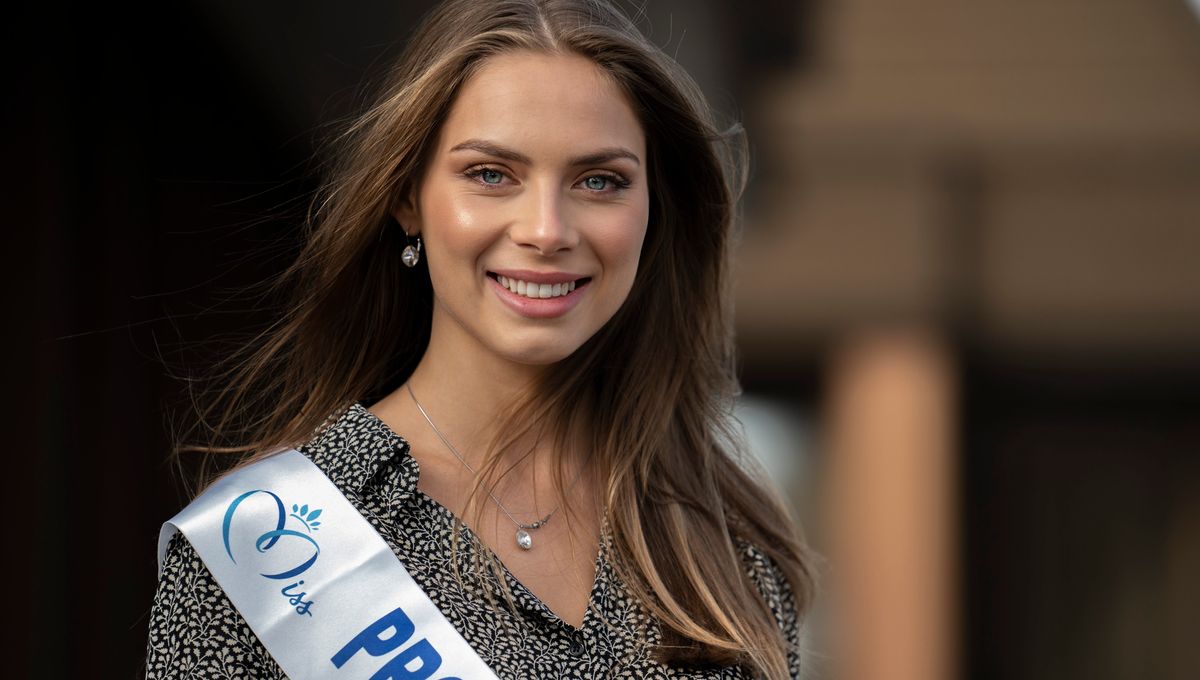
731 2 1200 680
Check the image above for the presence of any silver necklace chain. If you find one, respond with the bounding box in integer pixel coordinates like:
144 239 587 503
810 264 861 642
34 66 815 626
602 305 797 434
406 383 562 549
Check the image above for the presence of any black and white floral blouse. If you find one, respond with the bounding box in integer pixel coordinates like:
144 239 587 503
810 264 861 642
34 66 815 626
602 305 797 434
146 403 802 678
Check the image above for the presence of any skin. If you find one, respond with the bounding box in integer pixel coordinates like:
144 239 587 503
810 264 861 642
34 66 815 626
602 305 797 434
369 50 650 628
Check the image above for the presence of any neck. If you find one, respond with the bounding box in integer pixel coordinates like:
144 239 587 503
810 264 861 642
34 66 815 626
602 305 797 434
366 309 597 525
402 315 553 469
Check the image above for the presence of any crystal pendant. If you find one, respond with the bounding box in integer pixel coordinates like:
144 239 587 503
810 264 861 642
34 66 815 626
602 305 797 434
515 529 533 550
401 244 420 267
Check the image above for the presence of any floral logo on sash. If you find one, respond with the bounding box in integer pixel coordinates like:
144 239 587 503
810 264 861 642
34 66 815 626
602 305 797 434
222 489 321 617
290 503 323 531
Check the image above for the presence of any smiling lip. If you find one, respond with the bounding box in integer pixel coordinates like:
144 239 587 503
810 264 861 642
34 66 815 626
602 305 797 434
489 269 585 284
487 270 590 319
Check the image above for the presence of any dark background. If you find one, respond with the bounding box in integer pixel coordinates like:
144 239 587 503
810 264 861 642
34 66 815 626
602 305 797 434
13 3 430 676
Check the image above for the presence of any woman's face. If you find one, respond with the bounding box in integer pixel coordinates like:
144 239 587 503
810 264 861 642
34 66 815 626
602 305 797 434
397 50 650 368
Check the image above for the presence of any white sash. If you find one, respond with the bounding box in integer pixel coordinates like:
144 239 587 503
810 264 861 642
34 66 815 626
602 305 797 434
158 449 499 680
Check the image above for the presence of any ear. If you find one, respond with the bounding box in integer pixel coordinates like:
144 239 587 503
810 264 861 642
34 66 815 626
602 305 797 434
390 186 421 236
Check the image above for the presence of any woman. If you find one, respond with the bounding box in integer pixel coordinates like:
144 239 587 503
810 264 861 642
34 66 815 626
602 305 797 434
146 0 815 678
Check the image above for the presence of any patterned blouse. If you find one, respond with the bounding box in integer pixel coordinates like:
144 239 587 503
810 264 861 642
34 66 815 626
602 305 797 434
145 403 803 678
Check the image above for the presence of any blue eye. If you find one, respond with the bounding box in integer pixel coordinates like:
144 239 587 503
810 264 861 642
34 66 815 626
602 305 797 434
480 169 504 184
584 176 608 191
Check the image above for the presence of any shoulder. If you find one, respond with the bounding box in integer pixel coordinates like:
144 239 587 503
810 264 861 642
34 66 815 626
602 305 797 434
146 532 285 679
735 540 798 625
190 403 412 509
735 539 807 677
145 404 410 678
296 402 415 497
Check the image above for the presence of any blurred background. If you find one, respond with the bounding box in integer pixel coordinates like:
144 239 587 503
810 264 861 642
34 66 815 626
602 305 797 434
10 1 1199 678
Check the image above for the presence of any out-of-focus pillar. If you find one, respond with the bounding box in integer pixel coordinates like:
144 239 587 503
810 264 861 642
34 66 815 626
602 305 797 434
1167 482 1200 680
824 329 958 680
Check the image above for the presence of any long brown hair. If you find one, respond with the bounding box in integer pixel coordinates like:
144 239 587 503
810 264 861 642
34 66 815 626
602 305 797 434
180 0 815 676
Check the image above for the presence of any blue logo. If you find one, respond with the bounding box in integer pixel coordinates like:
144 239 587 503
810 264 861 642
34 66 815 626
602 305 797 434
290 503 323 531
332 606 461 679
222 489 323 617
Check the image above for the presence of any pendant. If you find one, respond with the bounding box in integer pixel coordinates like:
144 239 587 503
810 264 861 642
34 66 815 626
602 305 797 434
516 529 533 550
401 244 420 267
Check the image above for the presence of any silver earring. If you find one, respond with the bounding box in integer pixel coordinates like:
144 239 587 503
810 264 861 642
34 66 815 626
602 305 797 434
402 233 422 268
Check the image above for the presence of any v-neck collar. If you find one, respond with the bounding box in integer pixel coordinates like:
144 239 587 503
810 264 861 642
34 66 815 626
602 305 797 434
302 401 612 633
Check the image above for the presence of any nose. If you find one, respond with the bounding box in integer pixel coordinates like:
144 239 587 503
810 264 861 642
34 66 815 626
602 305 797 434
508 180 578 255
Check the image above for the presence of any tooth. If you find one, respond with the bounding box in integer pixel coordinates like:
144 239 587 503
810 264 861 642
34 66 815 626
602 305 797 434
568 281 575 292
498 275 507 287
525 285 539 299
552 283 563 297
516 280 526 295
509 280 519 293
538 283 552 298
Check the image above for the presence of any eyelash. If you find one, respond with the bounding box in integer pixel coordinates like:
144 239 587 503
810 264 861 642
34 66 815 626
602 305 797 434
462 165 632 193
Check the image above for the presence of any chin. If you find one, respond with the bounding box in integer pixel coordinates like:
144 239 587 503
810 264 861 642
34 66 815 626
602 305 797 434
503 343 580 367
492 330 590 367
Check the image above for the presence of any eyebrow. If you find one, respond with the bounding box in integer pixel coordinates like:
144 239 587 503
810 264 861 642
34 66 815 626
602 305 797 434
448 139 641 167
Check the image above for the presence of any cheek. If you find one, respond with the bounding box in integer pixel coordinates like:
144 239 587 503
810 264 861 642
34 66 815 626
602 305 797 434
420 192 494 273
594 206 650 280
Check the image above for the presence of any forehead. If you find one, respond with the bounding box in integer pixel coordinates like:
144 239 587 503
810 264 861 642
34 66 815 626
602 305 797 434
436 50 646 160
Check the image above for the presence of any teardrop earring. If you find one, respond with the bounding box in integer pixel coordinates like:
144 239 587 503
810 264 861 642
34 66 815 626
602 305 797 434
401 232 422 268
